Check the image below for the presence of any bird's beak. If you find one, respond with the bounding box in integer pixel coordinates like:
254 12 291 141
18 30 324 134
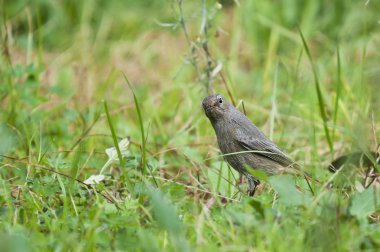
203 100 218 111
204 105 214 113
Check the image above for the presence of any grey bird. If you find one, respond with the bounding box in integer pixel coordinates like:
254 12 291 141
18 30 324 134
202 94 298 196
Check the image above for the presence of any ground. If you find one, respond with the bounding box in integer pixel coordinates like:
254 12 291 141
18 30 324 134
0 1 380 251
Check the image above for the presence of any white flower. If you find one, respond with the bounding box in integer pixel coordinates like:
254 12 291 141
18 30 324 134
105 138 130 161
84 174 105 185
211 61 223 77
100 138 130 174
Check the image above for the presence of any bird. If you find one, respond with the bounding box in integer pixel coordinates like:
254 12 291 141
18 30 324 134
202 94 299 196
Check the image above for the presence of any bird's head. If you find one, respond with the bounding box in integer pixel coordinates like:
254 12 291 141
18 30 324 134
202 94 231 121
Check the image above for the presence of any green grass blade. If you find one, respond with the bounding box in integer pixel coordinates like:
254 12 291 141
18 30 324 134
123 73 146 177
227 165 232 197
216 162 223 194
299 28 333 153
332 45 342 143
69 142 83 179
103 100 126 169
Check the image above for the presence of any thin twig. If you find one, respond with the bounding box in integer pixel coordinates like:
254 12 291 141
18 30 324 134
148 175 240 202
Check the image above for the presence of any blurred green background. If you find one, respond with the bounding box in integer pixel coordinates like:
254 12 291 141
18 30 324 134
1 0 380 251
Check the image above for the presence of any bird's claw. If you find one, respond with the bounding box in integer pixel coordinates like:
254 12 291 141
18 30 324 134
247 187 256 197
247 177 260 197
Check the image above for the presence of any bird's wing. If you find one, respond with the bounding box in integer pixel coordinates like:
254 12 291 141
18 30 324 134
235 134 294 167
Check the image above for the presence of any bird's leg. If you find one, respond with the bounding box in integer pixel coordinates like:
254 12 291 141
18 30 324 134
247 175 260 197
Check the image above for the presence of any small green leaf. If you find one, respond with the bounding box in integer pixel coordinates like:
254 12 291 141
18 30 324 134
245 165 269 181
269 175 311 206
104 202 118 214
248 199 265 218
0 124 18 155
350 186 380 218
147 188 183 235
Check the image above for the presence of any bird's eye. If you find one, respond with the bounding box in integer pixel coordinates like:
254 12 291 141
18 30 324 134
218 97 223 104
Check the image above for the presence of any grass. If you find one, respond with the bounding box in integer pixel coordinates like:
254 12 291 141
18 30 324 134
1 0 380 251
